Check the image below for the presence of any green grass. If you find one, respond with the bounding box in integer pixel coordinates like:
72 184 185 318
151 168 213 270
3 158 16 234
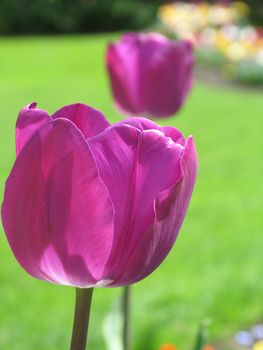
0 34 263 350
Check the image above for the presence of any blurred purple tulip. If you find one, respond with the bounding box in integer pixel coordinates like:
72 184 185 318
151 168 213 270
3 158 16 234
1 102 197 288
106 32 194 119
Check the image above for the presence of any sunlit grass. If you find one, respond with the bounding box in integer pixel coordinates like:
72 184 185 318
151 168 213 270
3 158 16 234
0 34 263 350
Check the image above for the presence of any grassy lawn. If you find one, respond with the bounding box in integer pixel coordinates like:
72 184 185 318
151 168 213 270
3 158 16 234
0 34 263 350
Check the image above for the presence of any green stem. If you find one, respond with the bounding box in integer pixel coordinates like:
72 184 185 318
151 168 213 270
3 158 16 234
70 288 93 350
122 286 131 350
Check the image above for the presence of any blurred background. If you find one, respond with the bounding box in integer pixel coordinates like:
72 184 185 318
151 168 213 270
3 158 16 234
0 1 263 350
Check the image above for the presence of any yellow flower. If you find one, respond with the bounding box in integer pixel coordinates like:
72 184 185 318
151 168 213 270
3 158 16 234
254 340 263 350
232 1 250 17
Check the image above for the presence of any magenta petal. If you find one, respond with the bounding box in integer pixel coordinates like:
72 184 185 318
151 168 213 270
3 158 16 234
2 119 114 287
107 42 141 115
117 117 185 144
106 33 194 118
15 102 51 155
107 34 167 116
161 126 185 145
139 40 194 117
116 136 198 285
117 116 159 130
89 124 184 283
52 103 110 139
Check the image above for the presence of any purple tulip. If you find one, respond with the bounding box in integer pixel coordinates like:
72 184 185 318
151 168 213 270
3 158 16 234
1 103 197 288
106 32 194 118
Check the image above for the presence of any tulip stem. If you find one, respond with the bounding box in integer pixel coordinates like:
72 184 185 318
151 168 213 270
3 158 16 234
122 286 131 350
70 288 93 350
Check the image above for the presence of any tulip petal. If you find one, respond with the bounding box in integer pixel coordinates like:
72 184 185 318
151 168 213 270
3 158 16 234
89 124 184 283
52 103 110 139
161 126 185 146
107 33 170 116
117 117 185 145
15 102 51 155
115 136 197 285
107 41 142 115
139 40 194 117
107 33 194 118
2 119 114 287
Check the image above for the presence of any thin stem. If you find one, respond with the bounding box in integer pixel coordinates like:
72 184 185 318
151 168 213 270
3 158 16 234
70 288 93 350
122 286 131 350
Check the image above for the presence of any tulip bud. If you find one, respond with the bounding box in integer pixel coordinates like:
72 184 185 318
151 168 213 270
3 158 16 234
106 32 194 118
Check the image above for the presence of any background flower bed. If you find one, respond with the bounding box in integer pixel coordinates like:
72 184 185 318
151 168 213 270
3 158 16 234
0 0 262 35
0 34 263 349
158 1 263 86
